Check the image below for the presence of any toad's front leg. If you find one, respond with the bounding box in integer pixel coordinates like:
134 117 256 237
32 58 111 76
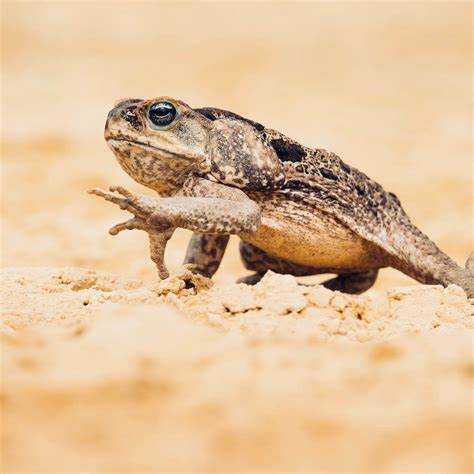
89 184 261 279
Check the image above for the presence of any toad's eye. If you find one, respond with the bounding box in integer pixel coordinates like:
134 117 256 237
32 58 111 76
148 101 177 127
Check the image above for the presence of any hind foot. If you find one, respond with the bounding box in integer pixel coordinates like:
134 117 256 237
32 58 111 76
239 241 379 294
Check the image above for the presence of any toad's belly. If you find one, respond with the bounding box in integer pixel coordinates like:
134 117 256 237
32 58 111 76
241 195 387 270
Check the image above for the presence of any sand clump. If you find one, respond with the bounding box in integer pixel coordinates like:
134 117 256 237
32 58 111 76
2 266 473 472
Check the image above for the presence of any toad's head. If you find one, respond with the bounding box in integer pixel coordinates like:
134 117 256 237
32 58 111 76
105 97 212 195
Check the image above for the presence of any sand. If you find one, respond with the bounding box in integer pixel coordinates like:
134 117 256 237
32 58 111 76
2 2 473 472
2 267 473 472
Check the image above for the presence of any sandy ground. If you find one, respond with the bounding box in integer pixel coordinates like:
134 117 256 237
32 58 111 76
1 2 473 472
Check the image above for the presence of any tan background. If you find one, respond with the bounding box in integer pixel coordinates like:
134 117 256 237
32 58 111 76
1 2 473 473
2 1 472 286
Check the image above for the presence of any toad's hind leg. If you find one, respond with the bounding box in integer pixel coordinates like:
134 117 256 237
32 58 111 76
321 270 378 294
239 241 378 294
183 233 230 278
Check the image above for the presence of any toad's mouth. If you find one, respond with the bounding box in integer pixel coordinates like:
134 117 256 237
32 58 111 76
107 138 200 162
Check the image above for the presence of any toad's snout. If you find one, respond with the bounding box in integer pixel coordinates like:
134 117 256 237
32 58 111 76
105 99 144 137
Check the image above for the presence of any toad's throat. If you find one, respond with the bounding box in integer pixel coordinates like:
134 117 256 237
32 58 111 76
107 138 201 194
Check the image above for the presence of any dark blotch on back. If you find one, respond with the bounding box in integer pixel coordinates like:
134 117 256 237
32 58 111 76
356 183 366 196
270 138 307 163
285 180 306 190
195 107 265 131
340 161 351 173
320 168 338 180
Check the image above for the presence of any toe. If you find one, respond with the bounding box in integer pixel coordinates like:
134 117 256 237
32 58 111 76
109 217 147 235
110 185 135 201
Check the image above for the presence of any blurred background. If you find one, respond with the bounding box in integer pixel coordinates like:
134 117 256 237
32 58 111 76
2 3 473 473
2 1 472 287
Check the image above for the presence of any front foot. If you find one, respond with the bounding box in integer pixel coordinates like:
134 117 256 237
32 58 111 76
88 186 174 279
88 186 168 227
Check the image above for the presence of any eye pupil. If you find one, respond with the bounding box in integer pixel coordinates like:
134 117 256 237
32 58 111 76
148 101 177 127
155 105 171 116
